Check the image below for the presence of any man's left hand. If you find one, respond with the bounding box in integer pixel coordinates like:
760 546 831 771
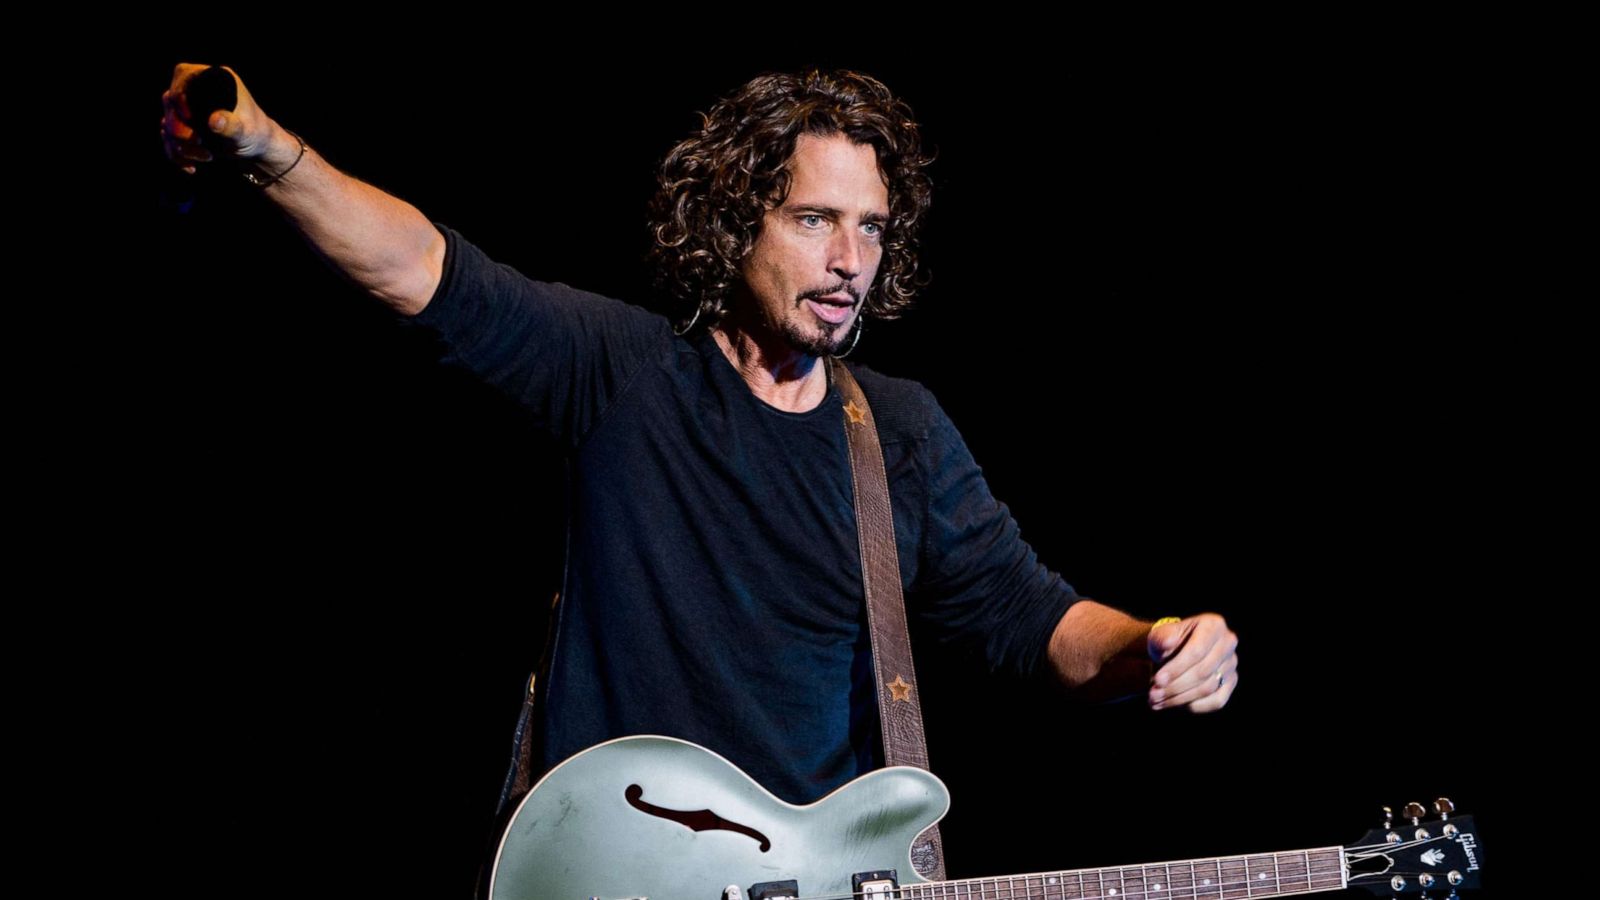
1147 613 1238 713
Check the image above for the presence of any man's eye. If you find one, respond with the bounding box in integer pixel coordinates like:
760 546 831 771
864 223 883 237
800 214 825 228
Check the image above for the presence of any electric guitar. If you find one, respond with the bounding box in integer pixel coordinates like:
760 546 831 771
488 735 1484 899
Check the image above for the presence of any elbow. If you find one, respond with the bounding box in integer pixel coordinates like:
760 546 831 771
380 227 447 317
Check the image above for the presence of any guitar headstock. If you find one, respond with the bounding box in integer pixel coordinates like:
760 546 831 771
1346 798 1484 895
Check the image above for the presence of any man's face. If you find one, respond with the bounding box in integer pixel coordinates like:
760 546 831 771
737 132 891 358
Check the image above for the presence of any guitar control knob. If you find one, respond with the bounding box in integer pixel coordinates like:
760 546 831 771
1433 797 1454 820
1390 875 1408 891
1405 802 1427 825
1419 873 1436 888
1447 871 1464 885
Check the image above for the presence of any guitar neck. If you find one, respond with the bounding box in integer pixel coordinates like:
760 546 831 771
901 845 1347 899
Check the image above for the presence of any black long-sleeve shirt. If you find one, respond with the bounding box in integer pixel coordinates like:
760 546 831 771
406 222 1081 805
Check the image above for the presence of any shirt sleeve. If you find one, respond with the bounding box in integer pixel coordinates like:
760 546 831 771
402 221 673 448
910 391 1081 679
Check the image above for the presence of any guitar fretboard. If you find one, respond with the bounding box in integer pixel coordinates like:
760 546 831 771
900 847 1346 900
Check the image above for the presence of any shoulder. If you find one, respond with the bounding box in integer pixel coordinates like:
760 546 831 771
839 359 938 445
423 220 674 335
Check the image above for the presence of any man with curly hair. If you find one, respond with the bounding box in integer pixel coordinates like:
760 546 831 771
162 61 1239 882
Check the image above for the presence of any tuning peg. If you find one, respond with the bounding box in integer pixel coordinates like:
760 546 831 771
1433 797 1455 820
1382 806 1401 842
1405 802 1427 825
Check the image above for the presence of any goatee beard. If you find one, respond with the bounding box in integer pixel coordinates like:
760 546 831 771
780 317 856 358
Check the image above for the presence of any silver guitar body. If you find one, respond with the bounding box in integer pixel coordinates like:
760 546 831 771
488 735 948 900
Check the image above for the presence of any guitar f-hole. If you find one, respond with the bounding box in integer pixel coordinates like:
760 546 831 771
623 783 772 852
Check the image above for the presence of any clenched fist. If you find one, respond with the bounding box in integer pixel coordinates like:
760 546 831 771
160 63 278 175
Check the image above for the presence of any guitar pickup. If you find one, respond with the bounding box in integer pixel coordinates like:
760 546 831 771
747 881 798 900
853 870 899 899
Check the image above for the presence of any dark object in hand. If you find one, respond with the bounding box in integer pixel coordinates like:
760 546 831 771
183 65 238 151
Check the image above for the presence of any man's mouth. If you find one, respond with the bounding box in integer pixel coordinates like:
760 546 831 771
806 294 855 325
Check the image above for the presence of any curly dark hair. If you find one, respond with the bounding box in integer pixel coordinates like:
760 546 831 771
645 66 936 332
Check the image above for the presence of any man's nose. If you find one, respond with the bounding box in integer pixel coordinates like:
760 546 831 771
829 228 864 282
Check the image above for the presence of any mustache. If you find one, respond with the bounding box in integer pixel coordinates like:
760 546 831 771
800 286 859 304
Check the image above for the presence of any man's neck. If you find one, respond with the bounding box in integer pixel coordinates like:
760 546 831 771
710 322 829 414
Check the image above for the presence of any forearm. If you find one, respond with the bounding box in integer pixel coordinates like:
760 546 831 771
250 121 445 316
1045 599 1154 702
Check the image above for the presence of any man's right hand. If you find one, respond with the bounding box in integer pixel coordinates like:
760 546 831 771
161 63 276 175
158 62 445 315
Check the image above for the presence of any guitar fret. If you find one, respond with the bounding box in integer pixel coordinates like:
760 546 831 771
1154 860 1190 899
1118 864 1141 899
1250 854 1276 897
1141 862 1164 899
1222 856 1247 899
1312 848 1345 891
1272 848 1306 894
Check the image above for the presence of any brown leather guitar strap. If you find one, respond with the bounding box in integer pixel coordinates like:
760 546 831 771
828 356 947 881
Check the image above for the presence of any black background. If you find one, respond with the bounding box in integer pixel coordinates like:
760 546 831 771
144 38 1504 896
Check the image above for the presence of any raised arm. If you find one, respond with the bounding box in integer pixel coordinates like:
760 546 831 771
161 63 444 316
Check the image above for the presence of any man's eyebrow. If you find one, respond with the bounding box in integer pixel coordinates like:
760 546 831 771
788 204 890 225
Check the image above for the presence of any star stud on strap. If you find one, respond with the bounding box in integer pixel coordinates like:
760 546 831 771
844 399 867 425
888 674 913 702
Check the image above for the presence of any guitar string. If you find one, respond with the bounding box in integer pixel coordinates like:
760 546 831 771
897 873 1349 900
1345 830 1456 860
779 855 1350 900
887 872 1452 899
779 834 1463 900
792 873 1349 900
896 886 1350 900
